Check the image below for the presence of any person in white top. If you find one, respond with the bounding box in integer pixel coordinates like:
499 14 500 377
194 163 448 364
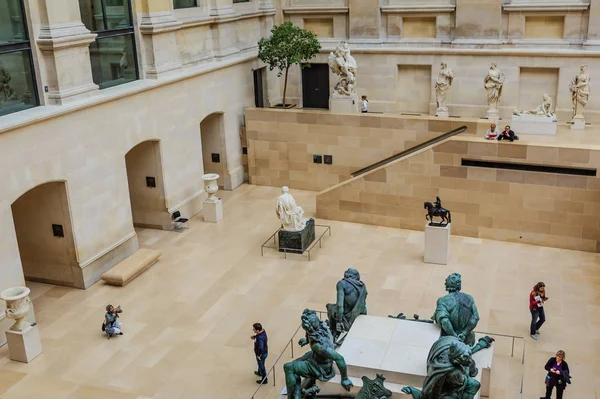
485 123 499 140
361 95 368 113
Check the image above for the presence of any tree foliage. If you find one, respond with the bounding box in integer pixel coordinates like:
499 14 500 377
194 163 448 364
258 21 321 106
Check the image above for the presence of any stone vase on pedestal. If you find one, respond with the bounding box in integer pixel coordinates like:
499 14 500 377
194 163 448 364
203 173 220 202
202 173 223 223
1 286 32 332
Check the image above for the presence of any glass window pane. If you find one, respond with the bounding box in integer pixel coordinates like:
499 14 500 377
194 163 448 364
0 0 27 44
0 51 38 117
104 0 133 30
89 34 137 89
79 0 106 32
174 0 197 8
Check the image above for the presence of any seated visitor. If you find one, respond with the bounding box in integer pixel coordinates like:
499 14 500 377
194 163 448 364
498 125 518 142
103 304 123 337
485 124 499 140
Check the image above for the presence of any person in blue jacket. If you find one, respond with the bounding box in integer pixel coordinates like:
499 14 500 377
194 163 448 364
251 323 268 384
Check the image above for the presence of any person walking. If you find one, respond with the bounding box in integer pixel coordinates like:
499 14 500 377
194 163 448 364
251 323 268 384
361 95 369 113
530 282 547 340
541 350 571 399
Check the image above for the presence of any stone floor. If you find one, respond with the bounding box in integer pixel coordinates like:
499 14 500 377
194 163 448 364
0 184 599 399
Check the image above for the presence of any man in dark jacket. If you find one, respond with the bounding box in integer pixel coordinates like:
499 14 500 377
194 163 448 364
251 323 268 384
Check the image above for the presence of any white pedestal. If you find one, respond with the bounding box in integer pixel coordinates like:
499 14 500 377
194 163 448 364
485 109 499 122
424 223 450 265
330 94 358 113
6 325 42 363
571 117 586 130
435 110 449 118
511 114 557 135
203 199 223 223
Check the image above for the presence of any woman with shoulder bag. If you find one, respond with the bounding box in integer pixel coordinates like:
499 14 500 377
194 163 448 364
530 282 547 340
541 350 571 399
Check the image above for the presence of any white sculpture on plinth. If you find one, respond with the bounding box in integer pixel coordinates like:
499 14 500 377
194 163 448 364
275 186 308 232
483 62 506 119
328 41 357 97
435 62 453 116
569 64 590 121
202 173 220 202
1 287 32 332
513 94 555 118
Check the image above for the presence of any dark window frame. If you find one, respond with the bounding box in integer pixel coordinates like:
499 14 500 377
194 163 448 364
83 0 140 88
0 0 40 113
173 0 197 9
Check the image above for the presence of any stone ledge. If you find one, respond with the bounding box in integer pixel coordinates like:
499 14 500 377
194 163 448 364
503 1 589 11
282 6 349 14
177 8 276 29
381 4 456 13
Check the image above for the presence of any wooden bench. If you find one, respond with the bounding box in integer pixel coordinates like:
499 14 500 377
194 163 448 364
101 248 162 286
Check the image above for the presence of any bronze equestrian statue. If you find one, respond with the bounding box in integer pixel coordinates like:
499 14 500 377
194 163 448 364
424 196 451 226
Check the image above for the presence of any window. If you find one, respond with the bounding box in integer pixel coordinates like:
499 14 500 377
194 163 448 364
79 0 138 89
174 0 197 8
0 0 39 117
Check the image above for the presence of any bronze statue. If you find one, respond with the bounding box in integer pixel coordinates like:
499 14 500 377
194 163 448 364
401 335 494 399
326 268 367 343
356 374 392 399
283 309 353 398
432 273 479 347
424 196 451 226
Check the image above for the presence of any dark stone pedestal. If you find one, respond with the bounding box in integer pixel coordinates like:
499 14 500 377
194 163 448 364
278 219 315 254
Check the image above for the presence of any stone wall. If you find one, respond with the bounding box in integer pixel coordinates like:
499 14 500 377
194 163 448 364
316 136 600 252
245 108 487 191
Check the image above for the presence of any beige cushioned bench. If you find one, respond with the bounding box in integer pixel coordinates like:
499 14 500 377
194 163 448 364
101 248 161 286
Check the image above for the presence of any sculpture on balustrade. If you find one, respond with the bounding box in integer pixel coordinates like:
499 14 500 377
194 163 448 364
326 268 368 344
424 196 451 227
276 186 308 232
483 62 506 118
435 62 454 115
569 64 591 120
401 335 494 399
283 309 353 399
513 94 555 118
328 41 358 97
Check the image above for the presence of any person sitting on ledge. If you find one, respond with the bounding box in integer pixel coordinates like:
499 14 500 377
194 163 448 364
498 125 519 142
485 123 499 140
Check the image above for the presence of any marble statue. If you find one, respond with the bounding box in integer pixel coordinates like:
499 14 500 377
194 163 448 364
0 67 16 102
435 62 454 114
424 196 451 226
569 64 590 119
356 374 392 399
328 41 357 97
326 268 368 343
483 63 506 116
401 335 494 399
276 186 308 232
283 309 353 399
431 273 479 347
513 94 555 117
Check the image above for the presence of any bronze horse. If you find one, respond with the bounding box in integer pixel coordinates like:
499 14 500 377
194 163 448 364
424 201 451 226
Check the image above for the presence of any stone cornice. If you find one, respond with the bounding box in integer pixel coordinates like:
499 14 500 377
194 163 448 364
139 11 183 35
503 2 589 11
380 4 456 13
282 6 349 14
37 21 97 50
178 8 276 29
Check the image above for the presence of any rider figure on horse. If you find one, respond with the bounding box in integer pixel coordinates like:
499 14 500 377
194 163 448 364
434 196 442 210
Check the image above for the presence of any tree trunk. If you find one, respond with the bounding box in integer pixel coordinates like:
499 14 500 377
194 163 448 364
282 66 289 107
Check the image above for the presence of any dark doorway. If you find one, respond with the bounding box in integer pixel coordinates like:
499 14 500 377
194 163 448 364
302 64 329 109
253 67 267 108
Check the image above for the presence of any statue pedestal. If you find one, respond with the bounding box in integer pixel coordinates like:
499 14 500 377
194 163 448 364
278 218 315 254
330 94 358 114
511 114 557 135
6 325 42 363
571 116 586 130
485 108 499 122
424 223 450 265
203 199 223 223
435 109 449 118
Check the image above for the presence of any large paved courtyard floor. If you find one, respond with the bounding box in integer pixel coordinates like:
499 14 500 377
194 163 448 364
1 184 599 398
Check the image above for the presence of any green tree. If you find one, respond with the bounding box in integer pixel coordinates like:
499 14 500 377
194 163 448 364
258 21 321 107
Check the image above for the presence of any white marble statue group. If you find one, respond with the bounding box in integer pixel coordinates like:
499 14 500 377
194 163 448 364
328 41 357 97
276 186 308 232
436 62 590 123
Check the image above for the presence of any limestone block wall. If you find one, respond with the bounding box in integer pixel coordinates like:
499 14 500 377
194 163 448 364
316 137 600 252
0 60 258 293
245 108 487 191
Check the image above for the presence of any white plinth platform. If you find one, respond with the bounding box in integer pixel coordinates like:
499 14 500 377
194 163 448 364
571 117 586 130
424 223 450 265
511 114 557 135
330 94 358 113
6 325 42 363
203 199 223 223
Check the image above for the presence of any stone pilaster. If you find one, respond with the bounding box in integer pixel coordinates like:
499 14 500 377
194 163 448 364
138 0 182 79
258 0 276 11
585 0 600 46
36 0 98 105
348 0 381 39
210 0 235 16
454 0 502 41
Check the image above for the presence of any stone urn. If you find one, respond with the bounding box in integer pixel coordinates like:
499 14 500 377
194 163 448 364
0 286 32 332
203 173 220 202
